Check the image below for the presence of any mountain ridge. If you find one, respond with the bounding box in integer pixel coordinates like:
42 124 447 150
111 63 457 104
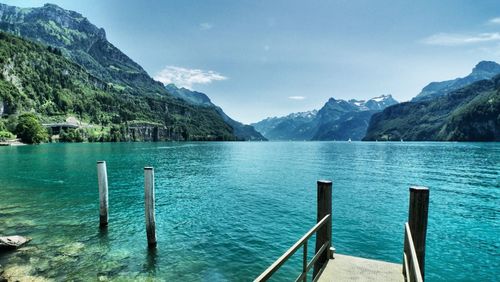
413 61 500 102
364 74 500 141
252 95 398 140
164 84 266 140
0 2 158 95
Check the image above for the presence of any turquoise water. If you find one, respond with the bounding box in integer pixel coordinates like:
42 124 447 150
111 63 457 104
0 142 498 281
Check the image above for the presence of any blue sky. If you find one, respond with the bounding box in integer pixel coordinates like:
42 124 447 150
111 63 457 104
4 0 500 123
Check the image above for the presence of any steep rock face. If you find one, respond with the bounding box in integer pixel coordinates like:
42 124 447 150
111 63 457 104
164 84 267 140
0 3 106 50
364 76 500 141
253 95 398 140
413 61 500 102
127 124 188 141
0 3 164 95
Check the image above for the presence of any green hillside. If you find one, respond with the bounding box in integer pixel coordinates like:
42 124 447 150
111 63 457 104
0 3 165 96
0 31 235 141
363 76 500 141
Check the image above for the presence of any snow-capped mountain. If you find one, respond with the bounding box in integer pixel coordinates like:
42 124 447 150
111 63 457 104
252 95 398 140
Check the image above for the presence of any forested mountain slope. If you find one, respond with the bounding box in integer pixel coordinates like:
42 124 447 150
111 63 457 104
0 31 235 141
364 76 500 141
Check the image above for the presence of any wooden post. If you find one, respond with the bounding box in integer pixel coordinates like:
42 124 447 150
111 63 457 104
97 161 108 227
144 167 157 247
408 186 429 280
313 180 332 278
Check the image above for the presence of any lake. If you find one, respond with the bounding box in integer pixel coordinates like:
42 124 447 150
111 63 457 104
0 142 498 281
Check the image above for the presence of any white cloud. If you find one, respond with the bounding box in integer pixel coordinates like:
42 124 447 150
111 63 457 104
488 17 500 24
421 32 500 46
288 96 305 100
200 22 213 30
154 66 227 89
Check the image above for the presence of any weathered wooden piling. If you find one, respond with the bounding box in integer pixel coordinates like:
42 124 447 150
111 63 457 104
97 161 109 227
144 167 157 247
407 186 429 280
313 180 333 278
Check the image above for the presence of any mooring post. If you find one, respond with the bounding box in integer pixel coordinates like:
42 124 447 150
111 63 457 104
144 167 157 247
97 161 108 227
313 180 332 279
408 186 429 280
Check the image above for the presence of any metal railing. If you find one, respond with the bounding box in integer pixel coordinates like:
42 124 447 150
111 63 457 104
403 222 423 282
254 214 331 282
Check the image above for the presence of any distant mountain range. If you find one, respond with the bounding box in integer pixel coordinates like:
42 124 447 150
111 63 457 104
413 61 500 102
364 75 500 141
253 95 398 140
256 60 499 142
0 3 260 141
252 110 318 141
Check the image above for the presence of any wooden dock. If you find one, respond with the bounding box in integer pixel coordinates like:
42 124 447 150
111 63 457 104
317 254 403 282
255 181 429 282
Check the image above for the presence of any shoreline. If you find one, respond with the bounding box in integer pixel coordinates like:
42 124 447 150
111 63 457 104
0 140 26 146
0 140 497 146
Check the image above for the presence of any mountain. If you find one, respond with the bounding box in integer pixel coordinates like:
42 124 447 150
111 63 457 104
0 3 254 141
413 61 500 102
363 76 500 141
164 84 266 141
312 108 379 141
0 3 164 96
252 110 318 140
252 95 398 140
165 84 213 106
353 95 400 111
0 31 235 141
311 95 398 140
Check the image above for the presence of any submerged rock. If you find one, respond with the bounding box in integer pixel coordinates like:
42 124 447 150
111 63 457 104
59 242 85 257
30 257 50 274
0 235 31 250
2 264 52 282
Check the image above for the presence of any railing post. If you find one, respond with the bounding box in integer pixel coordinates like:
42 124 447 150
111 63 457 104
403 225 409 278
408 186 429 280
313 180 332 279
97 161 108 228
144 167 157 247
302 241 307 282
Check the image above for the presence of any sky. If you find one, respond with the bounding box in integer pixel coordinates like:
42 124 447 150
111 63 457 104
3 0 500 123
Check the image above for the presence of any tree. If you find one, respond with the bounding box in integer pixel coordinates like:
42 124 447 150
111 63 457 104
15 113 48 144
0 130 14 141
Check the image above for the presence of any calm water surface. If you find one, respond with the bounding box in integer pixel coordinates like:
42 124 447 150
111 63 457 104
0 142 498 281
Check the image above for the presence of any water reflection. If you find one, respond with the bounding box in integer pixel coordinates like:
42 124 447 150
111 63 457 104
144 247 158 274
98 226 109 245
